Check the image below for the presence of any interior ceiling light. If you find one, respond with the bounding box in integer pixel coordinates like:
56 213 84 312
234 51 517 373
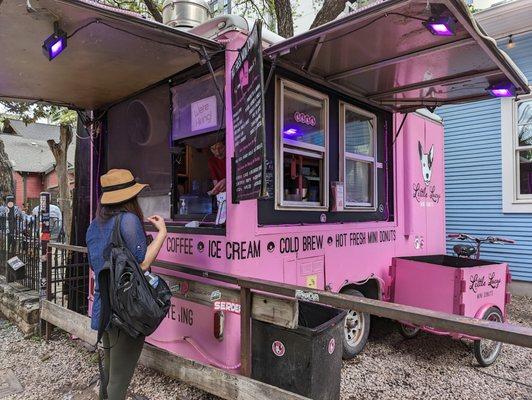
42 22 67 61
507 35 515 49
487 82 516 98
424 15 456 36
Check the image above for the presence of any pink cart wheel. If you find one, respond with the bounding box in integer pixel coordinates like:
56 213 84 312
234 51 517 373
398 323 420 339
473 307 503 367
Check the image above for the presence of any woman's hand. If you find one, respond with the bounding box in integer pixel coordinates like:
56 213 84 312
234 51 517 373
141 215 167 271
147 215 167 235
209 178 226 195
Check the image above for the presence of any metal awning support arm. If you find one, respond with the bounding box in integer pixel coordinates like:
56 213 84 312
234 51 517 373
392 113 408 145
305 35 326 72
199 45 224 104
264 55 278 91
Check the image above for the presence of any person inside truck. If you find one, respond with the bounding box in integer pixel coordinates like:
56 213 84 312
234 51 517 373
207 139 226 195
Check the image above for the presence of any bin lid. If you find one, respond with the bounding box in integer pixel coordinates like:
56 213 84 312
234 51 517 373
265 0 530 112
0 0 222 110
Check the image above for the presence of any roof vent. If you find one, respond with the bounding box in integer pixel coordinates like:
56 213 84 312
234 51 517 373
162 0 210 30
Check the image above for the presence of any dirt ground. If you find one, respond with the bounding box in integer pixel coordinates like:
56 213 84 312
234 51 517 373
0 296 530 400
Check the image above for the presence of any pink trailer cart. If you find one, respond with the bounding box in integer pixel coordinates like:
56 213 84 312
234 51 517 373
391 253 512 365
1 0 529 380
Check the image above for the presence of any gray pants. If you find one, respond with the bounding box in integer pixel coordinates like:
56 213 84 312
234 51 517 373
99 327 145 400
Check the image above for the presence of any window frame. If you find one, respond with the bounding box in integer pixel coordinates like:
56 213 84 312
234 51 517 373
275 78 329 210
502 92 532 213
339 102 378 211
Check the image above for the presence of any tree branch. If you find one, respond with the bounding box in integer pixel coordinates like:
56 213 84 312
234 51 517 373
310 0 344 29
142 0 163 22
274 0 294 37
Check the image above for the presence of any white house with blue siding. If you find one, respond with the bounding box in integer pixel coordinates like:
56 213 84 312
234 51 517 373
437 0 532 294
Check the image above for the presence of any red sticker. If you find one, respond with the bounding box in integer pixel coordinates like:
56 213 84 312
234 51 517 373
328 338 336 355
272 340 285 357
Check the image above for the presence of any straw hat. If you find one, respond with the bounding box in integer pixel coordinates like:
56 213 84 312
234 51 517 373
100 169 147 205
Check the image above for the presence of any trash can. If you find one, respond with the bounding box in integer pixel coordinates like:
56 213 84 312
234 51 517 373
251 301 347 400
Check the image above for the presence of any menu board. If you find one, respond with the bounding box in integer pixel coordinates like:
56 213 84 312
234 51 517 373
231 21 266 201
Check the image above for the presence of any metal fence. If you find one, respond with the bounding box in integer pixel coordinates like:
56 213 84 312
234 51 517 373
0 215 41 289
46 243 90 316
0 214 65 291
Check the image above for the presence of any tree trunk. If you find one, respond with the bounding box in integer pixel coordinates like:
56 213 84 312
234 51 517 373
0 139 14 199
274 0 294 37
143 0 163 22
310 0 346 29
47 125 73 244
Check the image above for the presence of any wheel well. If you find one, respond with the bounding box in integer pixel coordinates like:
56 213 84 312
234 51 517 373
340 278 381 300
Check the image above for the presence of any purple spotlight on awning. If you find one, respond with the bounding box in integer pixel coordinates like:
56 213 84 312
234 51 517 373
487 83 516 98
42 29 68 61
424 16 456 36
50 39 64 57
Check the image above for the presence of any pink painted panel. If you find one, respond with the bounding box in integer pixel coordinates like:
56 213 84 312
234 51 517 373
296 256 324 289
423 119 445 255
145 296 241 370
392 258 457 314
402 114 427 240
460 263 507 318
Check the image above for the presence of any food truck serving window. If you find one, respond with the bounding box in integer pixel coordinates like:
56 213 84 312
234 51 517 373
340 103 377 210
276 79 329 210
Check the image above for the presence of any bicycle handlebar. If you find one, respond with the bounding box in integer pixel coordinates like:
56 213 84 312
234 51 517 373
447 233 515 244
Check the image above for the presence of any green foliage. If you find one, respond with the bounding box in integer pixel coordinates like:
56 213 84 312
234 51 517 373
0 101 76 127
97 0 163 17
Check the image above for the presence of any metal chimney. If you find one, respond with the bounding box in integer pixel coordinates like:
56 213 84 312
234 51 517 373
162 0 211 29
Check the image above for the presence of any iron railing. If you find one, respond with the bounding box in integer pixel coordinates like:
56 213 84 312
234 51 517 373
46 243 90 316
0 215 41 289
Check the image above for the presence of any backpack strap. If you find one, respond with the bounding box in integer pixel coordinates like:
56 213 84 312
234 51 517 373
109 212 124 247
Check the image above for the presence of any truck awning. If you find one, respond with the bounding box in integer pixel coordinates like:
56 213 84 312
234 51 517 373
265 0 530 112
0 0 222 110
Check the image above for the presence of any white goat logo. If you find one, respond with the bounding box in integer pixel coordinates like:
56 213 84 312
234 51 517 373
418 141 434 186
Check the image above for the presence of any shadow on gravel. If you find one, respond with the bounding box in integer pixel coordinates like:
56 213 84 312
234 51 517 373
367 316 473 364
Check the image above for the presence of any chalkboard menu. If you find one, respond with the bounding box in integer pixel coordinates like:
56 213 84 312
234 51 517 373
231 21 266 202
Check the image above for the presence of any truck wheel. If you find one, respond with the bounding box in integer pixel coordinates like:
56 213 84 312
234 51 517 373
473 307 503 367
398 323 420 339
341 288 370 359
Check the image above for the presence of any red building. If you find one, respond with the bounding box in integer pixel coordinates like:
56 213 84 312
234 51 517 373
1 119 75 208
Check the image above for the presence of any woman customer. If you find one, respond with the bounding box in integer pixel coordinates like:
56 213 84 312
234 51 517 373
86 169 167 400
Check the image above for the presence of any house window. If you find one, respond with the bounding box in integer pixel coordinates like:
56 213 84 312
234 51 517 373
340 103 377 209
502 94 532 213
516 100 532 198
276 79 329 209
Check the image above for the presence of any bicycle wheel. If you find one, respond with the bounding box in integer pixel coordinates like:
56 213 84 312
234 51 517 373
473 307 503 367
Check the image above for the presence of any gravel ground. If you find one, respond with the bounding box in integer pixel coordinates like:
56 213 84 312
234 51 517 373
0 296 530 400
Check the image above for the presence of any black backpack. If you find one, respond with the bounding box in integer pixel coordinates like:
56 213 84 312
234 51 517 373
97 213 171 341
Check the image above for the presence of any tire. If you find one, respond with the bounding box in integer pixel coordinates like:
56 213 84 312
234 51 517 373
341 288 371 359
473 307 503 367
398 323 420 339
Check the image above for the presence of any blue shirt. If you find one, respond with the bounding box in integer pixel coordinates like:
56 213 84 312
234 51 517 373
86 212 147 330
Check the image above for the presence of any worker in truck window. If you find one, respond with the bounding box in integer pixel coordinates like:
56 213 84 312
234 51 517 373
207 138 226 195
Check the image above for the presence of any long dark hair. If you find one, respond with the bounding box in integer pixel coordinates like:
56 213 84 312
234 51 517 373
97 196 145 234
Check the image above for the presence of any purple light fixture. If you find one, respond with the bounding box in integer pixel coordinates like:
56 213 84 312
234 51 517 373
283 128 298 137
424 16 456 36
42 23 67 61
487 82 516 98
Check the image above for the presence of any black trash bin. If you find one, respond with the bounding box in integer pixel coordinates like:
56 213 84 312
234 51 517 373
251 301 347 400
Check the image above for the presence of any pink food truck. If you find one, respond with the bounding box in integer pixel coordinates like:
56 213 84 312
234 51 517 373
92 0 528 368
1 0 528 374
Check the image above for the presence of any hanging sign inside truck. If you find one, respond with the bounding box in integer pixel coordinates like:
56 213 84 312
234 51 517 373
231 20 266 201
